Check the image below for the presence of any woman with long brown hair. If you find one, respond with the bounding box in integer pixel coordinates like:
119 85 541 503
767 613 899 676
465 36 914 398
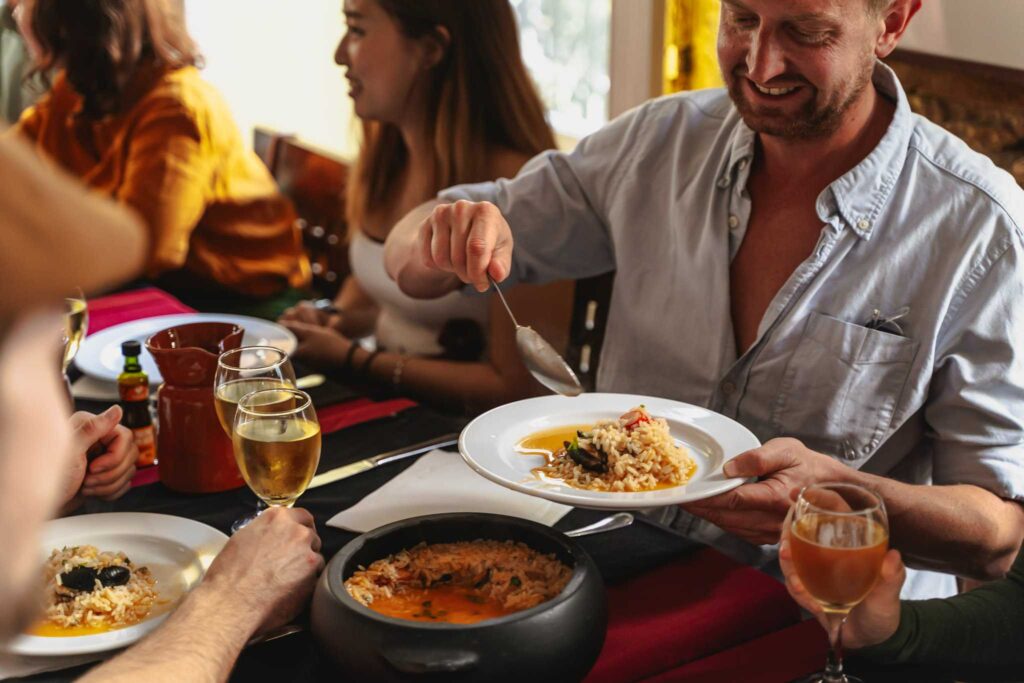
281 0 573 410
12 0 311 315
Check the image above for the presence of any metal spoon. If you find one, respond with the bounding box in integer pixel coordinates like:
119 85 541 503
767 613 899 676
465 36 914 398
488 276 583 397
563 512 634 537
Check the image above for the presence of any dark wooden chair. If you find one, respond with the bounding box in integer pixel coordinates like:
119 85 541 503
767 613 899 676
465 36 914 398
253 126 293 172
254 128 350 298
565 272 615 392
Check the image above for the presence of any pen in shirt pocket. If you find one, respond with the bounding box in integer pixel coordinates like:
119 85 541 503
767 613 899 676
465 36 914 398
862 306 909 335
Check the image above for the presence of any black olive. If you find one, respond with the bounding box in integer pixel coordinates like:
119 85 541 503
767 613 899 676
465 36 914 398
98 565 131 587
60 566 99 592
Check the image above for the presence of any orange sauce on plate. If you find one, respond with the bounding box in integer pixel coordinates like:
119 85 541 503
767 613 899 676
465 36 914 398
516 425 594 464
367 584 515 624
28 622 116 637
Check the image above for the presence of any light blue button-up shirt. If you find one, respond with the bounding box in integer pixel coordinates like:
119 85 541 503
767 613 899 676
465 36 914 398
441 63 1024 596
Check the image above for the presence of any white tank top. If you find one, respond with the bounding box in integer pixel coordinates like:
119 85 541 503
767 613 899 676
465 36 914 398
349 231 489 356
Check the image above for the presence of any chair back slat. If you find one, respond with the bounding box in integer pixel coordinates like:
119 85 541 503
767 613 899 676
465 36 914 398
255 129 349 297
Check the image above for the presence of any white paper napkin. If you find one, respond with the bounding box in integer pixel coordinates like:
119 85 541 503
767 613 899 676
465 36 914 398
327 449 571 532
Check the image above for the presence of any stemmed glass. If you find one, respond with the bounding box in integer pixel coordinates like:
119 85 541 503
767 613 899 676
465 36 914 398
214 346 296 532
789 483 889 683
232 388 321 510
61 288 88 400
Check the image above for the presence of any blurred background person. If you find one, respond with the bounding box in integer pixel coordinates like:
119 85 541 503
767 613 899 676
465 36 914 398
11 0 311 318
280 0 573 411
0 0 39 123
0 129 323 681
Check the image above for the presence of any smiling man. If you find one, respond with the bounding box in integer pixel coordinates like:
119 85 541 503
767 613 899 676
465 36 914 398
383 0 1024 598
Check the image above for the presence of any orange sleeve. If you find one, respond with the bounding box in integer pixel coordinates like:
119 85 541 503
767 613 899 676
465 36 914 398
117 97 214 277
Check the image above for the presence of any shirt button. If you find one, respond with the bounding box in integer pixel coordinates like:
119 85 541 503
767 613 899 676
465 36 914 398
738 159 747 170
720 381 736 396
857 218 871 231
718 176 730 188
728 215 739 229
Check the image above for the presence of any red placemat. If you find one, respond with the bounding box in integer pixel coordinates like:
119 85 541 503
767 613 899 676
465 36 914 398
585 549 802 683
316 397 418 434
639 618 826 683
88 287 195 334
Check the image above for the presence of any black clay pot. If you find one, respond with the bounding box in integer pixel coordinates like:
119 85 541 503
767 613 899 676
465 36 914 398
311 513 607 683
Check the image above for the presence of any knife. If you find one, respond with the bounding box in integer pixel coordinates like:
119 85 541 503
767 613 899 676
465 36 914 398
307 433 460 490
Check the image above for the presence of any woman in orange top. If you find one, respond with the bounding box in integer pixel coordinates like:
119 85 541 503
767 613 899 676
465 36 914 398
12 0 310 314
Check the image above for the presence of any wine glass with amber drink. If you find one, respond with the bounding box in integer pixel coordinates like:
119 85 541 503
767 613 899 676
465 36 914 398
232 388 321 510
215 346 296 531
789 483 889 683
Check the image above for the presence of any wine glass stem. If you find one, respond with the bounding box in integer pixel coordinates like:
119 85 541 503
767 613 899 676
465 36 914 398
823 611 848 682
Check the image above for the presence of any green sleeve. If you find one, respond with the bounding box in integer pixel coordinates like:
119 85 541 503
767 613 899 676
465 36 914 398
860 549 1024 666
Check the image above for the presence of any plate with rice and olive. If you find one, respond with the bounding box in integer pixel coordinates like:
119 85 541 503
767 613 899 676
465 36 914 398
7 512 227 656
459 393 760 509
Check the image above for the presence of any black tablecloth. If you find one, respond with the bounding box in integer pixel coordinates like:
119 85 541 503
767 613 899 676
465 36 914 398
19 379 699 683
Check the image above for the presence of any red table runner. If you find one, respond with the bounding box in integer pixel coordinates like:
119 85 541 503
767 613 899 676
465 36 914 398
585 549 806 682
88 287 196 333
87 288 419 488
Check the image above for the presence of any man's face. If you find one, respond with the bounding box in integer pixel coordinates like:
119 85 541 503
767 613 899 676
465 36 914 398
0 312 73 642
718 0 883 140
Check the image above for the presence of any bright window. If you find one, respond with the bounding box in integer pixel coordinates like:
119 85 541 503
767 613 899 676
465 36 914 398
511 0 612 139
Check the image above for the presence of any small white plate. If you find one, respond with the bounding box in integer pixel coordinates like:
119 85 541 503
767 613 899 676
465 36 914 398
459 393 760 510
77 314 298 385
7 513 228 656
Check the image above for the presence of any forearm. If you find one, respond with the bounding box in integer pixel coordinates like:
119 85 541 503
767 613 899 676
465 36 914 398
332 277 380 338
354 346 537 411
848 469 1024 579
78 582 258 683
861 550 1024 669
383 200 461 299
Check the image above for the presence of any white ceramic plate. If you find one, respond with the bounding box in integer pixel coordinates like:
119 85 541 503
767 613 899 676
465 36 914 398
76 314 298 385
7 513 228 656
459 393 760 510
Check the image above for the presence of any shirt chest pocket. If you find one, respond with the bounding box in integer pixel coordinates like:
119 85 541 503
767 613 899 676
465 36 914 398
770 312 919 461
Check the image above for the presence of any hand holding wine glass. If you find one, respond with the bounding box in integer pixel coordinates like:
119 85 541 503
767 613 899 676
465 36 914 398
781 528 905 652
780 483 892 683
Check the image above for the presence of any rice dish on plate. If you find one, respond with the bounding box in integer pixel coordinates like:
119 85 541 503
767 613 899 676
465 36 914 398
533 406 696 492
37 545 157 633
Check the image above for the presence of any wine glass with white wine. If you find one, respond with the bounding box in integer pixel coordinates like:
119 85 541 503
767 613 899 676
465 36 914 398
214 346 296 532
61 289 89 400
232 388 321 512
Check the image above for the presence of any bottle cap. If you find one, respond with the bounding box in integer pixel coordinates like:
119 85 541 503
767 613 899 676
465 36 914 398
121 340 142 356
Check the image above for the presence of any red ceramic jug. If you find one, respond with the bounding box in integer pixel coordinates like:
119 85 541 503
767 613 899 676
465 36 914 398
146 322 246 493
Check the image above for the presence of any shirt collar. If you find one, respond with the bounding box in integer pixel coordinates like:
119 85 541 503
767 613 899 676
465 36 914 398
718 61 915 240
823 61 913 240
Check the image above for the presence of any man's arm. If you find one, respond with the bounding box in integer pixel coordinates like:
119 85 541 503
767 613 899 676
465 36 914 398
76 581 255 683
858 471 1024 579
385 103 659 298
78 507 323 683
684 439 1024 580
